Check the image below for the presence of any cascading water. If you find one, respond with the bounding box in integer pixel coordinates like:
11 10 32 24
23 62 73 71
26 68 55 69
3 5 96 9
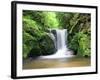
56 29 67 51
40 29 74 59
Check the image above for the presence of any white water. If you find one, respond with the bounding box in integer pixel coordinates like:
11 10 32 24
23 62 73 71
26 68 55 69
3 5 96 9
40 29 74 59
56 29 67 50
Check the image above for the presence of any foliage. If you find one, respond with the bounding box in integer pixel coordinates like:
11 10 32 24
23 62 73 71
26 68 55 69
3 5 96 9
42 12 59 28
67 13 91 57
78 33 90 57
22 10 91 58
68 32 90 57
23 13 56 59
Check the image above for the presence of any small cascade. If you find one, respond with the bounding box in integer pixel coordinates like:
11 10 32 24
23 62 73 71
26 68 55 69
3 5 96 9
40 29 74 59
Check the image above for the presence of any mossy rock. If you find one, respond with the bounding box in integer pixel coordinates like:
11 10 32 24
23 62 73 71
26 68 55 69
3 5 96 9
39 33 56 55
26 33 56 58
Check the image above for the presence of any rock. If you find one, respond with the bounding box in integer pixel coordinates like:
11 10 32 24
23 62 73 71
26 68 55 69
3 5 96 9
51 29 57 39
28 46 41 58
27 33 56 58
39 34 56 55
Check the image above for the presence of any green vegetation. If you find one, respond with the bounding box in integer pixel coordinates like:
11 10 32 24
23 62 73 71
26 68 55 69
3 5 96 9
23 10 91 59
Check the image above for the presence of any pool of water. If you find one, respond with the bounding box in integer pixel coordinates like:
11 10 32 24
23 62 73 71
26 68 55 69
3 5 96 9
23 56 90 69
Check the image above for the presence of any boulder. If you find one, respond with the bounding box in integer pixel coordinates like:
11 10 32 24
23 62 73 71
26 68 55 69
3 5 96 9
39 34 56 55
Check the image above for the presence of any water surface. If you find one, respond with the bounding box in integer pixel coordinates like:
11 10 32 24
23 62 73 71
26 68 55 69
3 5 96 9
23 57 90 69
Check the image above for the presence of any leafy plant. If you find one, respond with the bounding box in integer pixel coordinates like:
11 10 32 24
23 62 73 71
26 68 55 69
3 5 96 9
68 32 90 57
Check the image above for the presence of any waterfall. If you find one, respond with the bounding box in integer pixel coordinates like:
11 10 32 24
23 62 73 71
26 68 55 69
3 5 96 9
40 29 74 59
56 29 67 50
